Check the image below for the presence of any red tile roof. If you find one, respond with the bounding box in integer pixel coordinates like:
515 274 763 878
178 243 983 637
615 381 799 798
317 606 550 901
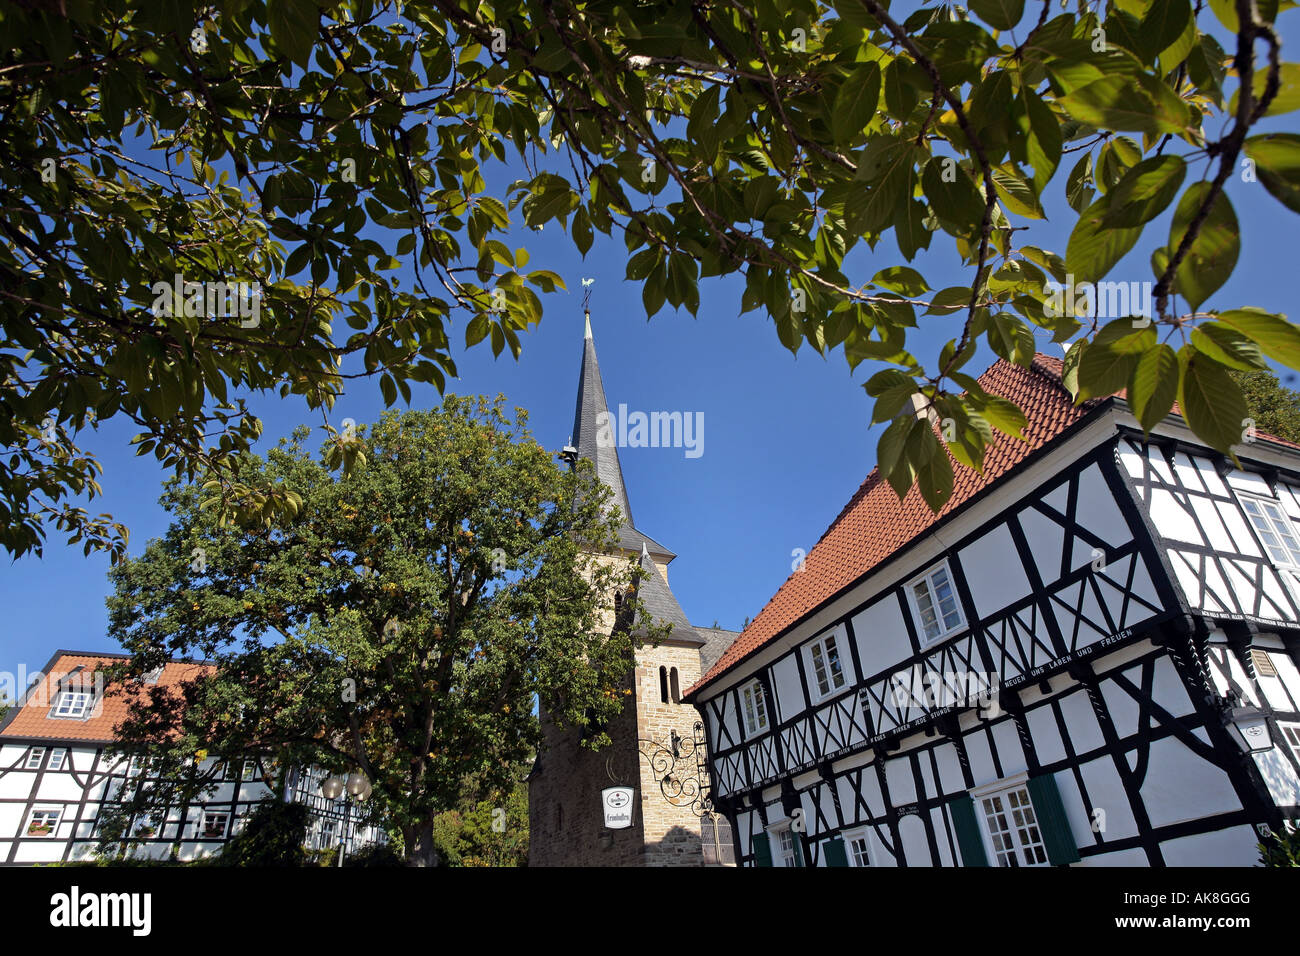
688 354 1104 697
0 652 212 743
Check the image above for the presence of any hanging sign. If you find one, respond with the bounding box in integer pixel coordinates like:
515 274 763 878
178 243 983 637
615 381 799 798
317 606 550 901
601 786 635 829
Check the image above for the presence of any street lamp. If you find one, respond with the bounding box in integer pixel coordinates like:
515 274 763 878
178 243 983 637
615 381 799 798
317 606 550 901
320 771 370 866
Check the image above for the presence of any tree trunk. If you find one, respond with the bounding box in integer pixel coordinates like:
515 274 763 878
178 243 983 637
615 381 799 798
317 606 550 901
404 820 440 867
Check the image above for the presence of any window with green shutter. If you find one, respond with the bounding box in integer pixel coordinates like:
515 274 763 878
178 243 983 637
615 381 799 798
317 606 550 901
1026 773 1080 865
823 836 849 867
949 793 990 867
752 832 773 867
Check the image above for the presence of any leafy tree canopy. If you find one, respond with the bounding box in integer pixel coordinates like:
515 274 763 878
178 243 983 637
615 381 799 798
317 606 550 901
431 775 529 866
104 398 662 864
1232 368 1300 443
4 0 1298 556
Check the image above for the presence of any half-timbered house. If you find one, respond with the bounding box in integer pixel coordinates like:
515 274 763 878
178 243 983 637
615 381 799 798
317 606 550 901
0 650 386 865
686 354 1300 867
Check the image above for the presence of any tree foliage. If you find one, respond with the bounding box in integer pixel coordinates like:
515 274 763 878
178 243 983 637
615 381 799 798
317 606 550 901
216 800 312 866
1232 368 1300 443
104 398 662 864
3 1 1298 556
431 776 529 866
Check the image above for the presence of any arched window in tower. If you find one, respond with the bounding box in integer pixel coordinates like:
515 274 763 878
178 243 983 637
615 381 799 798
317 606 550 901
670 667 681 703
659 666 669 703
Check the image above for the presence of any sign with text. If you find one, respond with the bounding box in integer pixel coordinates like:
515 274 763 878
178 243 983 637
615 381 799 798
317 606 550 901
601 786 635 829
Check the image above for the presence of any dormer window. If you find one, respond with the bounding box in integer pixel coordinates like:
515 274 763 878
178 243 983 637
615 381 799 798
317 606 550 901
142 666 164 684
52 690 91 719
908 561 966 646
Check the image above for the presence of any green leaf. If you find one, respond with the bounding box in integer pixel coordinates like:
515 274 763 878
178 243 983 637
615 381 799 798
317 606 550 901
926 286 973 315
978 396 1028 437
1022 86 1061 191
970 0 1025 30
1190 322 1267 371
992 165 1045 219
1135 0 1190 64
833 63 881 145
922 157 986 233
1244 133 1300 214
872 267 929 296
1065 152 1095 214
1129 344 1179 431
877 416 914 497
1057 74 1190 136
266 0 318 68
1066 193 1143 284
1078 320 1156 398
1178 347 1249 453
1216 308 1300 368
465 314 490 348
1102 155 1186 228
1229 63 1300 117
1168 182 1239 311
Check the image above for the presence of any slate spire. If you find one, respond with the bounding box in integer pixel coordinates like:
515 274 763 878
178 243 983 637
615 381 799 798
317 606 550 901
571 310 634 524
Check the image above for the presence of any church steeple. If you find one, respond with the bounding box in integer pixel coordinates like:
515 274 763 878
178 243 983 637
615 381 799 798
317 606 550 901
571 310 634 524
568 312 677 564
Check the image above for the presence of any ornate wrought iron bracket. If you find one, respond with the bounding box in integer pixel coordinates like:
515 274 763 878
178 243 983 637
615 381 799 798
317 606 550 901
606 720 714 816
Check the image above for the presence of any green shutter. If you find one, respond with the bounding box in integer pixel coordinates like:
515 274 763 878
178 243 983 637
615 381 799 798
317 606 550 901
751 832 773 867
791 831 804 867
949 794 990 867
1027 773 1080 865
823 836 850 867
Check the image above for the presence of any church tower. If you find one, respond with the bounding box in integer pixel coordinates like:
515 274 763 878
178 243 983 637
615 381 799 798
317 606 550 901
527 315 735 866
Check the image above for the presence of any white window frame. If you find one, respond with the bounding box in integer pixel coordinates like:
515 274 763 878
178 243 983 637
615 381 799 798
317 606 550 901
1238 491 1300 568
241 758 259 781
740 678 769 737
807 630 848 701
1280 722 1300 765
767 821 800 868
843 826 873 867
907 560 967 647
24 746 46 769
52 690 91 719
48 748 67 771
200 811 229 840
972 774 1049 868
27 807 61 837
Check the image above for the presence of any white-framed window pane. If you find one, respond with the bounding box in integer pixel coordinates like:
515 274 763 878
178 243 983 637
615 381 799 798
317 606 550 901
931 568 963 631
48 749 67 771
849 835 871 867
1244 496 1300 565
981 787 1047 867
1281 723 1300 763
823 636 844 688
777 828 797 867
201 812 229 838
53 691 89 717
28 809 60 835
913 582 941 640
811 643 829 696
25 747 46 769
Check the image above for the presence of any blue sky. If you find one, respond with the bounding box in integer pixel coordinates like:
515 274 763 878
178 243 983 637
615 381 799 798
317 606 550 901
2 7 1297 683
